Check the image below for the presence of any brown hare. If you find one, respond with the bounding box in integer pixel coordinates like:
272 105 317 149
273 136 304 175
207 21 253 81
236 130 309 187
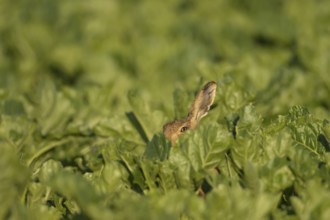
163 81 217 144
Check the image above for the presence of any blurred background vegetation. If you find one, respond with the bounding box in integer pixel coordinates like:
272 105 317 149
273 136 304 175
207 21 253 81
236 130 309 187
1 0 329 117
1 0 330 219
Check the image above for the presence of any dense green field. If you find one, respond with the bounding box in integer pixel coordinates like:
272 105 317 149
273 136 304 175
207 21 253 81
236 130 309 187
1 0 330 219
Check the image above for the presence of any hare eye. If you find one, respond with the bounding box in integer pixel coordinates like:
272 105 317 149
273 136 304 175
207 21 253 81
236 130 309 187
180 126 189 133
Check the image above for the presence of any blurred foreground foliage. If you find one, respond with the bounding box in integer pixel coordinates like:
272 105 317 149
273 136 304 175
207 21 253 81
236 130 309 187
1 0 330 219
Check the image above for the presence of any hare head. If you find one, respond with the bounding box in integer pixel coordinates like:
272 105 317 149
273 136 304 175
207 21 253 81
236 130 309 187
163 81 217 144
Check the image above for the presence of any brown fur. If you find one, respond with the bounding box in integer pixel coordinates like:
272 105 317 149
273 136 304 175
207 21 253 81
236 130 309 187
163 81 217 144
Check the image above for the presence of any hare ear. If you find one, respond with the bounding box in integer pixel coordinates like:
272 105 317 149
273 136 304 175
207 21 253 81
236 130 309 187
187 81 217 128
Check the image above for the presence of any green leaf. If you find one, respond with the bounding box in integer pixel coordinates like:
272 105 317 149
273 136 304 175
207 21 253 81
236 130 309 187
286 106 326 158
2 99 26 116
180 122 232 171
243 161 260 194
48 170 113 219
231 104 264 167
28 78 75 136
291 180 330 220
0 142 29 220
205 184 275 220
144 134 171 161
127 89 164 142
260 157 295 193
39 159 63 183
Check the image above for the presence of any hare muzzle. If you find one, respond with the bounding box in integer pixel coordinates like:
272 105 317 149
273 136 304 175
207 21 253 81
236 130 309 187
163 81 217 144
